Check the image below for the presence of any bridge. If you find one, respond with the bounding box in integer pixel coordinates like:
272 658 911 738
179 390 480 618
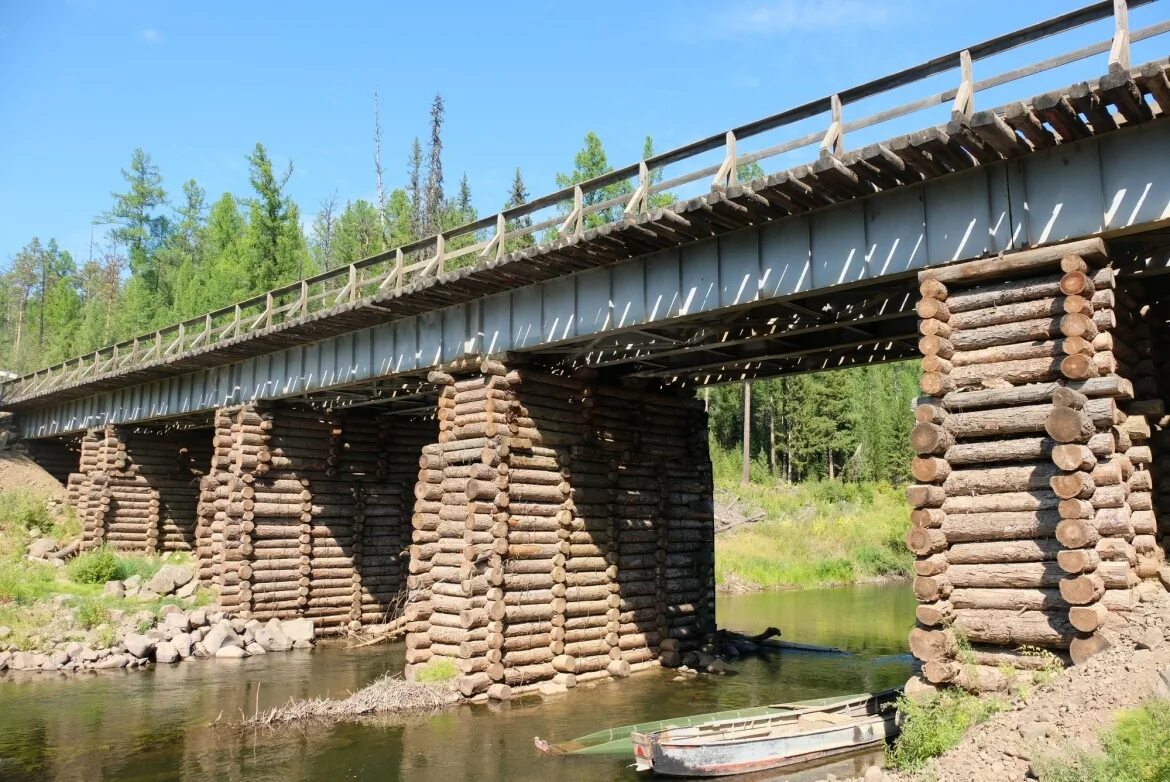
3 2 1170 698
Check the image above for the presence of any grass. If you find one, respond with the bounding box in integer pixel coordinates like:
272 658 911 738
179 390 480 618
413 658 459 683
1036 700 1170 782
712 448 912 590
887 689 1005 771
0 488 202 651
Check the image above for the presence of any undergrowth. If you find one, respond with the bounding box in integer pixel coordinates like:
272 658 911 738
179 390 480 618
887 689 1004 771
1036 700 1170 782
414 658 458 683
712 447 912 590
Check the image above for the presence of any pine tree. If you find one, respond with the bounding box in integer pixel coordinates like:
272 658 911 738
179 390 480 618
100 149 169 315
424 94 445 233
505 167 534 252
407 138 424 239
245 143 307 290
555 132 633 229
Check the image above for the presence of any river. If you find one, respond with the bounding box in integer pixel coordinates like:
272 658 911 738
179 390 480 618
0 583 915 781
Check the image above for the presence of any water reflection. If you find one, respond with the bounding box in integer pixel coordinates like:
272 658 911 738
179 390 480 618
0 584 914 781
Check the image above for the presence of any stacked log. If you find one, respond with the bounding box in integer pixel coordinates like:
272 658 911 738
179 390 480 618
406 361 715 695
73 431 104 551
908 242 1136 691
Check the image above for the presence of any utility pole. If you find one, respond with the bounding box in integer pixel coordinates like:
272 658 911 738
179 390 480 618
741 382 751 487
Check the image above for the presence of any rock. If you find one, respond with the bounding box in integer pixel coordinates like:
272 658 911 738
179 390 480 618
229 617 247 634
172 632 193 658
1019 721 1052 740
147 564 194 596
11 651 35 670
864 766 884 782
705 658 736 675
1136 627 1164 651
256 620 293 652
215 645 247 659
203 621 241 654
136 589 160 601
27 538 56 559
192 642 209 659
65 642 83 658
0 626 10 640
292 639 312 650
281 618 315 643
123 633 156 660
80 648 100 662
1155 667 1170 701
154 642 180 664
245 642 267 656
552 672 577 689
538 680 567 696
0 651 10 670
32 653 48 668
102 580 125 598
164 612 190 632
50 650 70 666
40 661 61 671
189 609 207 627
175 580 198 600
94 653 128 669
124 575 142 591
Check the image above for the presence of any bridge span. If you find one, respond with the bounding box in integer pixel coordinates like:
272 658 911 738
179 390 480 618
3 3 1170 698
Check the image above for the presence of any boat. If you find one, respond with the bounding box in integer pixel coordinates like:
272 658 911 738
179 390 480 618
533 692 876 757
630 690 900 776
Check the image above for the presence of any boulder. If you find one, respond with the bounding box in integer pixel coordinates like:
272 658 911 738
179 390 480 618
124 575 143 591
123 633 156 660
136 588 160 601
215 645 247 659
164 612 190 632
229 617 248 634
292 639 313 650
256 619 293 652
172 632 193 658
538 680 567 696
0 651 10 670
203 621 241 654
175 579 198 600
864 766 885 782
27 538 56 559
1155 667 1170 701
154 641 180 664
80 647 100 662
245 642 267 656
0 625 10 640
188 609 207 627
147 564 194 596
102 580 125 599
94 653 129 669
10 651 34 670
49 650 70 666
281 618 315 643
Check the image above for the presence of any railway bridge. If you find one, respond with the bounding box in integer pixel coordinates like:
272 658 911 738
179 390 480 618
4 2 1170 697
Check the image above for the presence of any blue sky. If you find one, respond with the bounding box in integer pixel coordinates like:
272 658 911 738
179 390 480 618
0 0 1163 266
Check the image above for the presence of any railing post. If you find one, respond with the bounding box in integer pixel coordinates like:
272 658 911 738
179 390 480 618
1109 0 1130 72
394 248 405 291
496 212 506 260
265 292 274 329
624 160 650 217
349 264 358 303
712 131 737 190
234 304 242 337
572 185 584 236
300 280 309 316
433 234 445 275
951 49 974 121
820 94 844 158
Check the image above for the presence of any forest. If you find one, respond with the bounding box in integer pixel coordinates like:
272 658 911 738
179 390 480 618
0 93 918 487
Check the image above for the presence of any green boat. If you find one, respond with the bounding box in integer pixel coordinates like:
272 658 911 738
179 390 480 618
534 694 855 757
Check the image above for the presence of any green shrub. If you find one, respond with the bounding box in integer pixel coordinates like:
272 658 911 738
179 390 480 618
75 597 110 629
0 490 54 535
1037 700 1170 782
68 548 122 584
414 658 458 683
887 690 1004 770
114 553 162 582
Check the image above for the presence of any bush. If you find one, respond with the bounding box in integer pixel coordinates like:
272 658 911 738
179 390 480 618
414 659 458 683
0 489 55 535
68 548 122 584
1037 700 1170 782
887 690 1004 770
75 597 110 629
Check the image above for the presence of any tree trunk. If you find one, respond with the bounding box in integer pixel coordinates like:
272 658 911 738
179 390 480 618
769 408 777 476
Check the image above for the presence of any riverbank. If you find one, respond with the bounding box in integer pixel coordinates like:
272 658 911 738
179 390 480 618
713 472 913 592
0 473 317 674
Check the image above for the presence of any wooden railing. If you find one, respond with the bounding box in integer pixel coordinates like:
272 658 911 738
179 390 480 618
3 0 1167 402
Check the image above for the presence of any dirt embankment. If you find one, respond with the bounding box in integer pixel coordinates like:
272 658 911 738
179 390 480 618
842 591 1170 782
0 451 67 500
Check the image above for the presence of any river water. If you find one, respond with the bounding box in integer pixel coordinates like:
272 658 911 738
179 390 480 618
0 584 914 782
